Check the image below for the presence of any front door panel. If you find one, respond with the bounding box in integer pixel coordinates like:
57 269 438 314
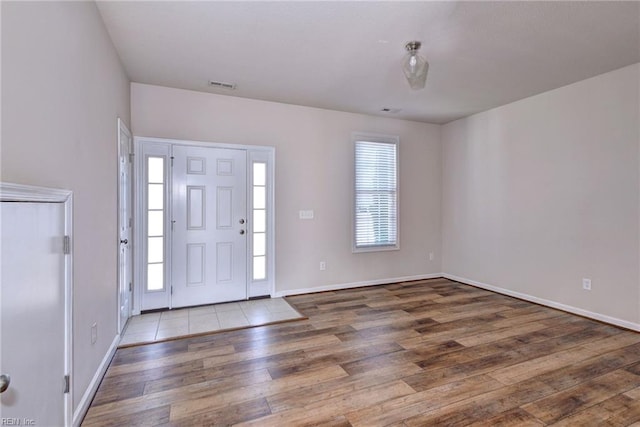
171 146 247 307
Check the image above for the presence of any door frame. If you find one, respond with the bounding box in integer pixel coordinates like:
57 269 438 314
117 118 133 333
132 136 276 314
0 182 73 426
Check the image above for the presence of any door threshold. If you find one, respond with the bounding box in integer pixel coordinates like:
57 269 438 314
140 296 269 315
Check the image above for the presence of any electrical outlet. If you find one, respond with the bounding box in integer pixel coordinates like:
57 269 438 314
429 252 434 261
319 261 326 271
582 278 591 290
91 323 97 344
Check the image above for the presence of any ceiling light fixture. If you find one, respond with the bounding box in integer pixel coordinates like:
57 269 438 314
402 41 428 90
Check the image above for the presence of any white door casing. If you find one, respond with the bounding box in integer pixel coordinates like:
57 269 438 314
117 118 133 333
134 137 275 314
0 183 73 426
171 145 248 307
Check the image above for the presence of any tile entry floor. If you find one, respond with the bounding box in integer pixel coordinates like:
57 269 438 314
119 298 304 347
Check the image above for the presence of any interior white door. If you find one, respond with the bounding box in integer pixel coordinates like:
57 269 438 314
0 202 67 425
171 146 247 307
118 119 133 332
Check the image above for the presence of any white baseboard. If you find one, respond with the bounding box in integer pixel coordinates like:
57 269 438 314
72 335 120 427
443 273 640 332
272 273 444 298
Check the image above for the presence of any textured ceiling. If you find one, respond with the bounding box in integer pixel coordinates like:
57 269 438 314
96 1 640 124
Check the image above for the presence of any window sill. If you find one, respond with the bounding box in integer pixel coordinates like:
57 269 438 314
352 245 400 254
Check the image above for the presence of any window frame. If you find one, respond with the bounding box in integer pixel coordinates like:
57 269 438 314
352 132 400 253
250 159 268 282
145 155 167 293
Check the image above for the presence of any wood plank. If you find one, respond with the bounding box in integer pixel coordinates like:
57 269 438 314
625 386 640 400
487 345 599 385
142 366 272 395
267 362 423 414
466 408 544 427
345 374 504 426
549 394 640 427
266 341 404 380
170 397 271 426
455 321 549 347
169 365 349 421
235 380 415 427
402 379 556 426
83 405 170 427
105 344 234 377
536 342 640 392
522 370 640 424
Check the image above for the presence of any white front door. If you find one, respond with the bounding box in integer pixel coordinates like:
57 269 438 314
0 201 68 425
171 145 248 307
118 119 133 332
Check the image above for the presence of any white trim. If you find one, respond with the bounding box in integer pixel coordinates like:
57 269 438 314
250 282 271 298
134 135 274 153
72 335 119 427
270 152 277 297
1 182 74 426
64 191 73 427
443 273 640 332
117 118 133 334
0 182 72 202
135 142 172 312
273 273 442 297
134 137 276 309
248 150 276 298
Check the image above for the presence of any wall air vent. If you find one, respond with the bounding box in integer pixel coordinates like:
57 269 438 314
208 80 237 90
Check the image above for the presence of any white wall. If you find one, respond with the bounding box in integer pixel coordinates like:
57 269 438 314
1 0 130 416
442 64 640 326
132 83 442 294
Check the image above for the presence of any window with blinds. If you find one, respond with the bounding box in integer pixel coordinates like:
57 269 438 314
353 136 399 252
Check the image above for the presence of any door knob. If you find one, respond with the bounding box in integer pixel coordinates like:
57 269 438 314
239 230 245 235
120 239 128 245
239 219 245 225
0 374 10 393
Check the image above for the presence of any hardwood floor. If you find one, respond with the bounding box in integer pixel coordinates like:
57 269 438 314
83 278 640 426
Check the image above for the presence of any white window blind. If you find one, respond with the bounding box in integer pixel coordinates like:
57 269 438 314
354 139 398 251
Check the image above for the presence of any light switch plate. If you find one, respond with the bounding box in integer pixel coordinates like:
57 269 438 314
299 210 314 220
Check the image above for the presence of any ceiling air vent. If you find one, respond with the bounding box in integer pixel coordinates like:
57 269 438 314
208 80 236 90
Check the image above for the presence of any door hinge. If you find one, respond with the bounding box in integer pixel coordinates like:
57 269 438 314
63 375 70 394
128 152 135 163
129 282 132 292
63 236 71 255
170 156 175 167
171 286 173 295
